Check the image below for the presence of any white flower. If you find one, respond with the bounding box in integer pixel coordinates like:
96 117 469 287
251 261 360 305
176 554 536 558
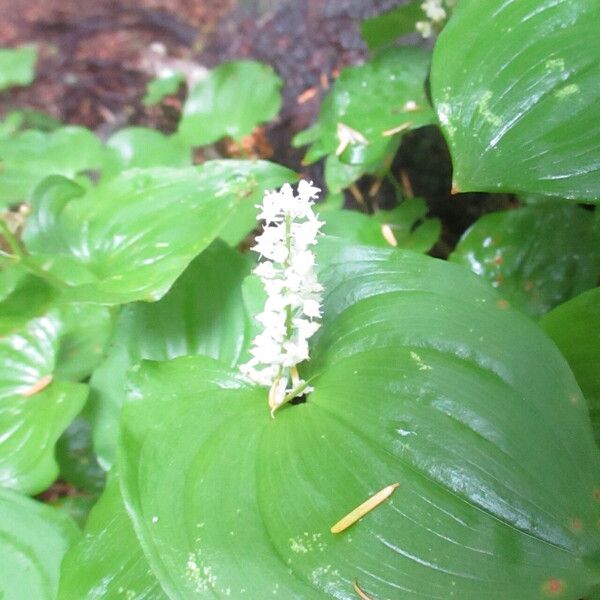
416 20 433 38
422 0 446 22
240 180 324 415
416 0 454 38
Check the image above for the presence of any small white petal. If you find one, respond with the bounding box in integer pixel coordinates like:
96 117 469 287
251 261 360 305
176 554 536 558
297 179 321 202
302 299 322 319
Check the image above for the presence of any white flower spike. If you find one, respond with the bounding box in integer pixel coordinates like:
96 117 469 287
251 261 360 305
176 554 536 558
240 180 324 416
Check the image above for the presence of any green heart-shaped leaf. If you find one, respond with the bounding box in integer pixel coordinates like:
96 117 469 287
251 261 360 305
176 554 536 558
321 198 440 254
89 240 252 469
103 127 191 179
542 288 600 445
0 487 80 600
0 45 37 91
0 126 105 205
360 2 423 51
119 245 600 598
0 314 88 493
323 140 400 194
58 473 167 600
22 161 294 304
294 48 435 166
0 265 113 380
450 205 600 318
178 61 282 146
431 0 600 200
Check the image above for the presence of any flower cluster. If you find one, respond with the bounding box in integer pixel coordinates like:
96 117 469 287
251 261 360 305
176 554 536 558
240 180 323 414
416 0 456 38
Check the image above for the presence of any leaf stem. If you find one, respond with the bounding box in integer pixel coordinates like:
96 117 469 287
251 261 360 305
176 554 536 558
270 375 314 417
0 216 67 289
0 219 25 260
385 171 404 201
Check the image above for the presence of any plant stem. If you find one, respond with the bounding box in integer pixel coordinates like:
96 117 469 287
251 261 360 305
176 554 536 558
385 171 404 202
0 217 67 289
271 377 313 417
0 219 25 260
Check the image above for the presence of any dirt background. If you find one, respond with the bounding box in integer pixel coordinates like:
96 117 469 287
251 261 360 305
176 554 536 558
0 0 510 252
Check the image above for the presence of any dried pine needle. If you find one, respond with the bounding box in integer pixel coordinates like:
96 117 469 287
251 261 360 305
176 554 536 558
353 579 374 600
330 483 399 534
381 122 412 137
23 374 52 397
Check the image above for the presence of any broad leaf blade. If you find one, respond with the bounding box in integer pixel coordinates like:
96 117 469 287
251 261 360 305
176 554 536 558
0 315 88 494
55 303 113 381
119 246 600 598
178 61 282 146
58 473 167 600
294 48 435 166
89 240 252 468
431 0 600 200
0 488 80 600
0 126 105 205
0 265 113 381
321 199 440 254
541 288 600 444
360 2 423 51
0 46 37 90
449 205 600 318
23 162 293 304
104 127 191 179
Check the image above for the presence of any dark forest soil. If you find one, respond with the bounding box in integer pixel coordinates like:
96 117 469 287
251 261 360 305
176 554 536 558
0 0 513 253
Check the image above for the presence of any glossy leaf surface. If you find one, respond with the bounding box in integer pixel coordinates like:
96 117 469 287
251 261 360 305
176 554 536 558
89 240 251 468
103 127 192 176
217 168 297 246
542 288 600 445
104 127 191 178
58 474 167 600
360 2 423 50
294 48 434 166
119 245 600 598
56 416 106 494
55 303 113 381
0 314 87 493
179 60 282 146
431 0 600 200
323 139 400 194
0 46 37 90
450 205 600 318
0 267 112 380
0 126 105 205
0 487 79 600
22 162 292 304
321 198 440 254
